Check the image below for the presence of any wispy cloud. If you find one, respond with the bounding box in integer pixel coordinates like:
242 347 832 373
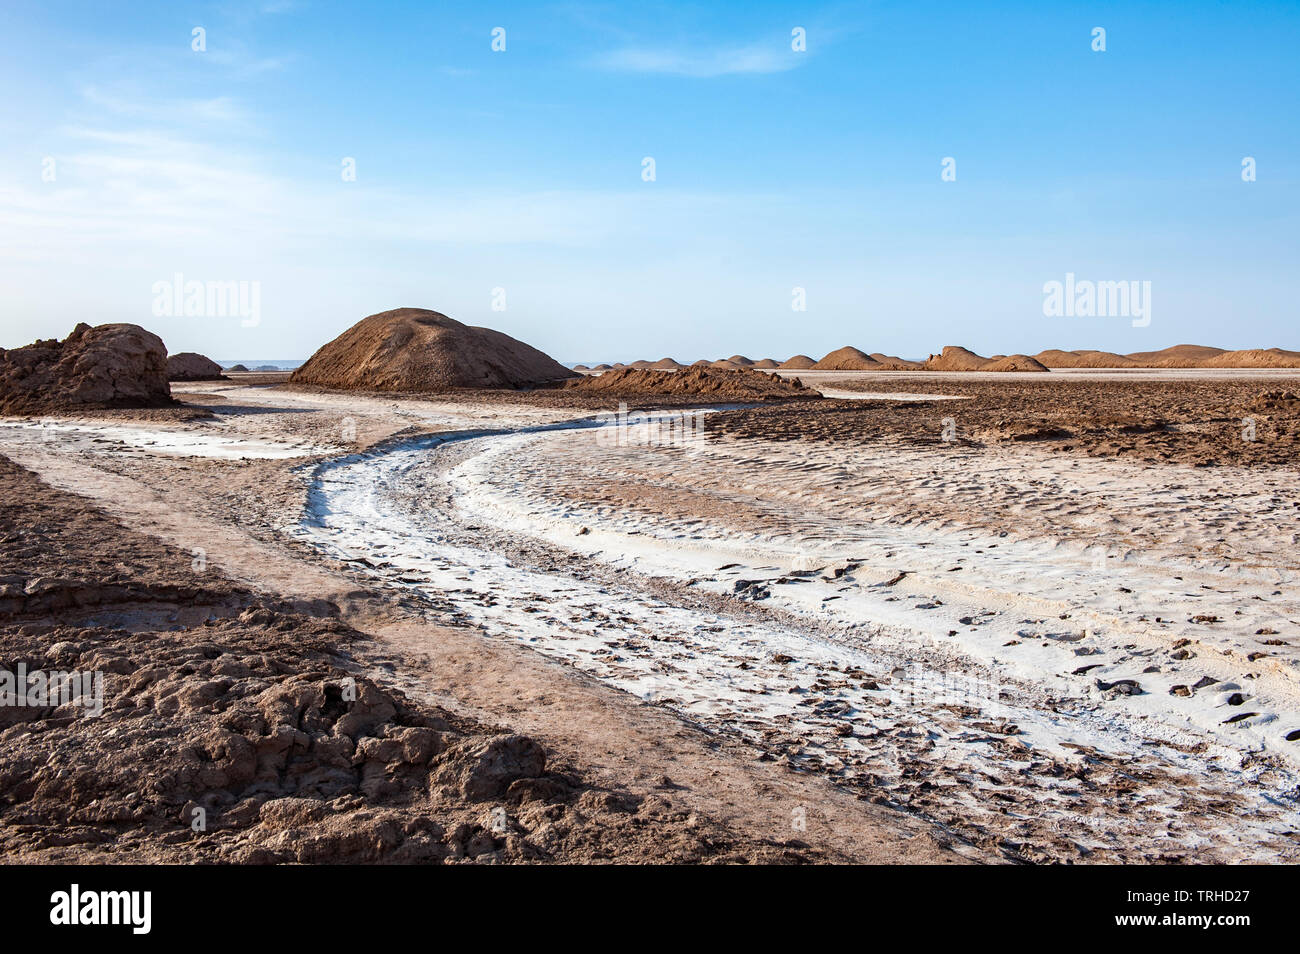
591 43 801 78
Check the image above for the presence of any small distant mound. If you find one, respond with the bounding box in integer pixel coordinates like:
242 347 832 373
628 360 655 369
650 357 684 370
752 358 780 369
813 346 882 371
254 365 282 372
611 363 627 369
565 366 817 401
0 322 173 414
1034 349 1136 368
226 363 250 373
289 308 576 392
869 353 922 370
727 355 756 367
167 352 226 381
592 363 613 371
1124 344 1226 368
572 364 591 372
1198 348 1300 369
780 355 817 370
711 359 743 370
983 354 1050 372
924 346 991 371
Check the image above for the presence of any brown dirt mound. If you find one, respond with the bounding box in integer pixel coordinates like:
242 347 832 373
167 352 226 381
983 354 1050 372
813 346 882 371
1245 389 1300 413
923 346 992 371
628 360 655 369
650 358 684 369
869 353 923 370
591 364 612 371
1124 344 1226 368
0 322 174 414
289 308 576 392
726 355 756 367
711 359 743 370
226 364 250 373
564 366 817 401
780 355 817 370
1034 349 1137 368
752 359 780 369
572 364 590 372
1198 348 1300 369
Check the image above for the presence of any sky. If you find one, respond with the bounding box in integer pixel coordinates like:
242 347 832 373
0 0 1296 363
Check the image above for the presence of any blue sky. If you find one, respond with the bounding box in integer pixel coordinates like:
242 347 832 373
1 0 1296 362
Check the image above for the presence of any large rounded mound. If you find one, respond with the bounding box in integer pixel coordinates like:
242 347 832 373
813 346 882 371
780 354 817 370
0 322 173 414
565 366 816 401
167 352 225 381
290 308 576 391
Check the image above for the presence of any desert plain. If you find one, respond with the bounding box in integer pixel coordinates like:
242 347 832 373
1 314 1299 864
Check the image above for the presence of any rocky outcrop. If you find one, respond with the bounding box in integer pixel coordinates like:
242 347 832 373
0 323 173 414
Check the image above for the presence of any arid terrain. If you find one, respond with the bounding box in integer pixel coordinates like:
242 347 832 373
2 366 1298 863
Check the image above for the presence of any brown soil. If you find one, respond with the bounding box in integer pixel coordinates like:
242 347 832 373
752 359 780 369
563 366 818 401
289 308 576 391
780 355 817 370
0 457 822 864
650 358 684 369
0 323 174 414
704 376 1300 467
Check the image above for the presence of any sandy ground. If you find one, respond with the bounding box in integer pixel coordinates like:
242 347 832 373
4 371 1299 863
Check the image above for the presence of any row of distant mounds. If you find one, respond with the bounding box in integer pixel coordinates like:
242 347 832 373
565 366 816 400
573 347 1036 373
574 343 1300 374
1036 344 1300 368
0 323 230 414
